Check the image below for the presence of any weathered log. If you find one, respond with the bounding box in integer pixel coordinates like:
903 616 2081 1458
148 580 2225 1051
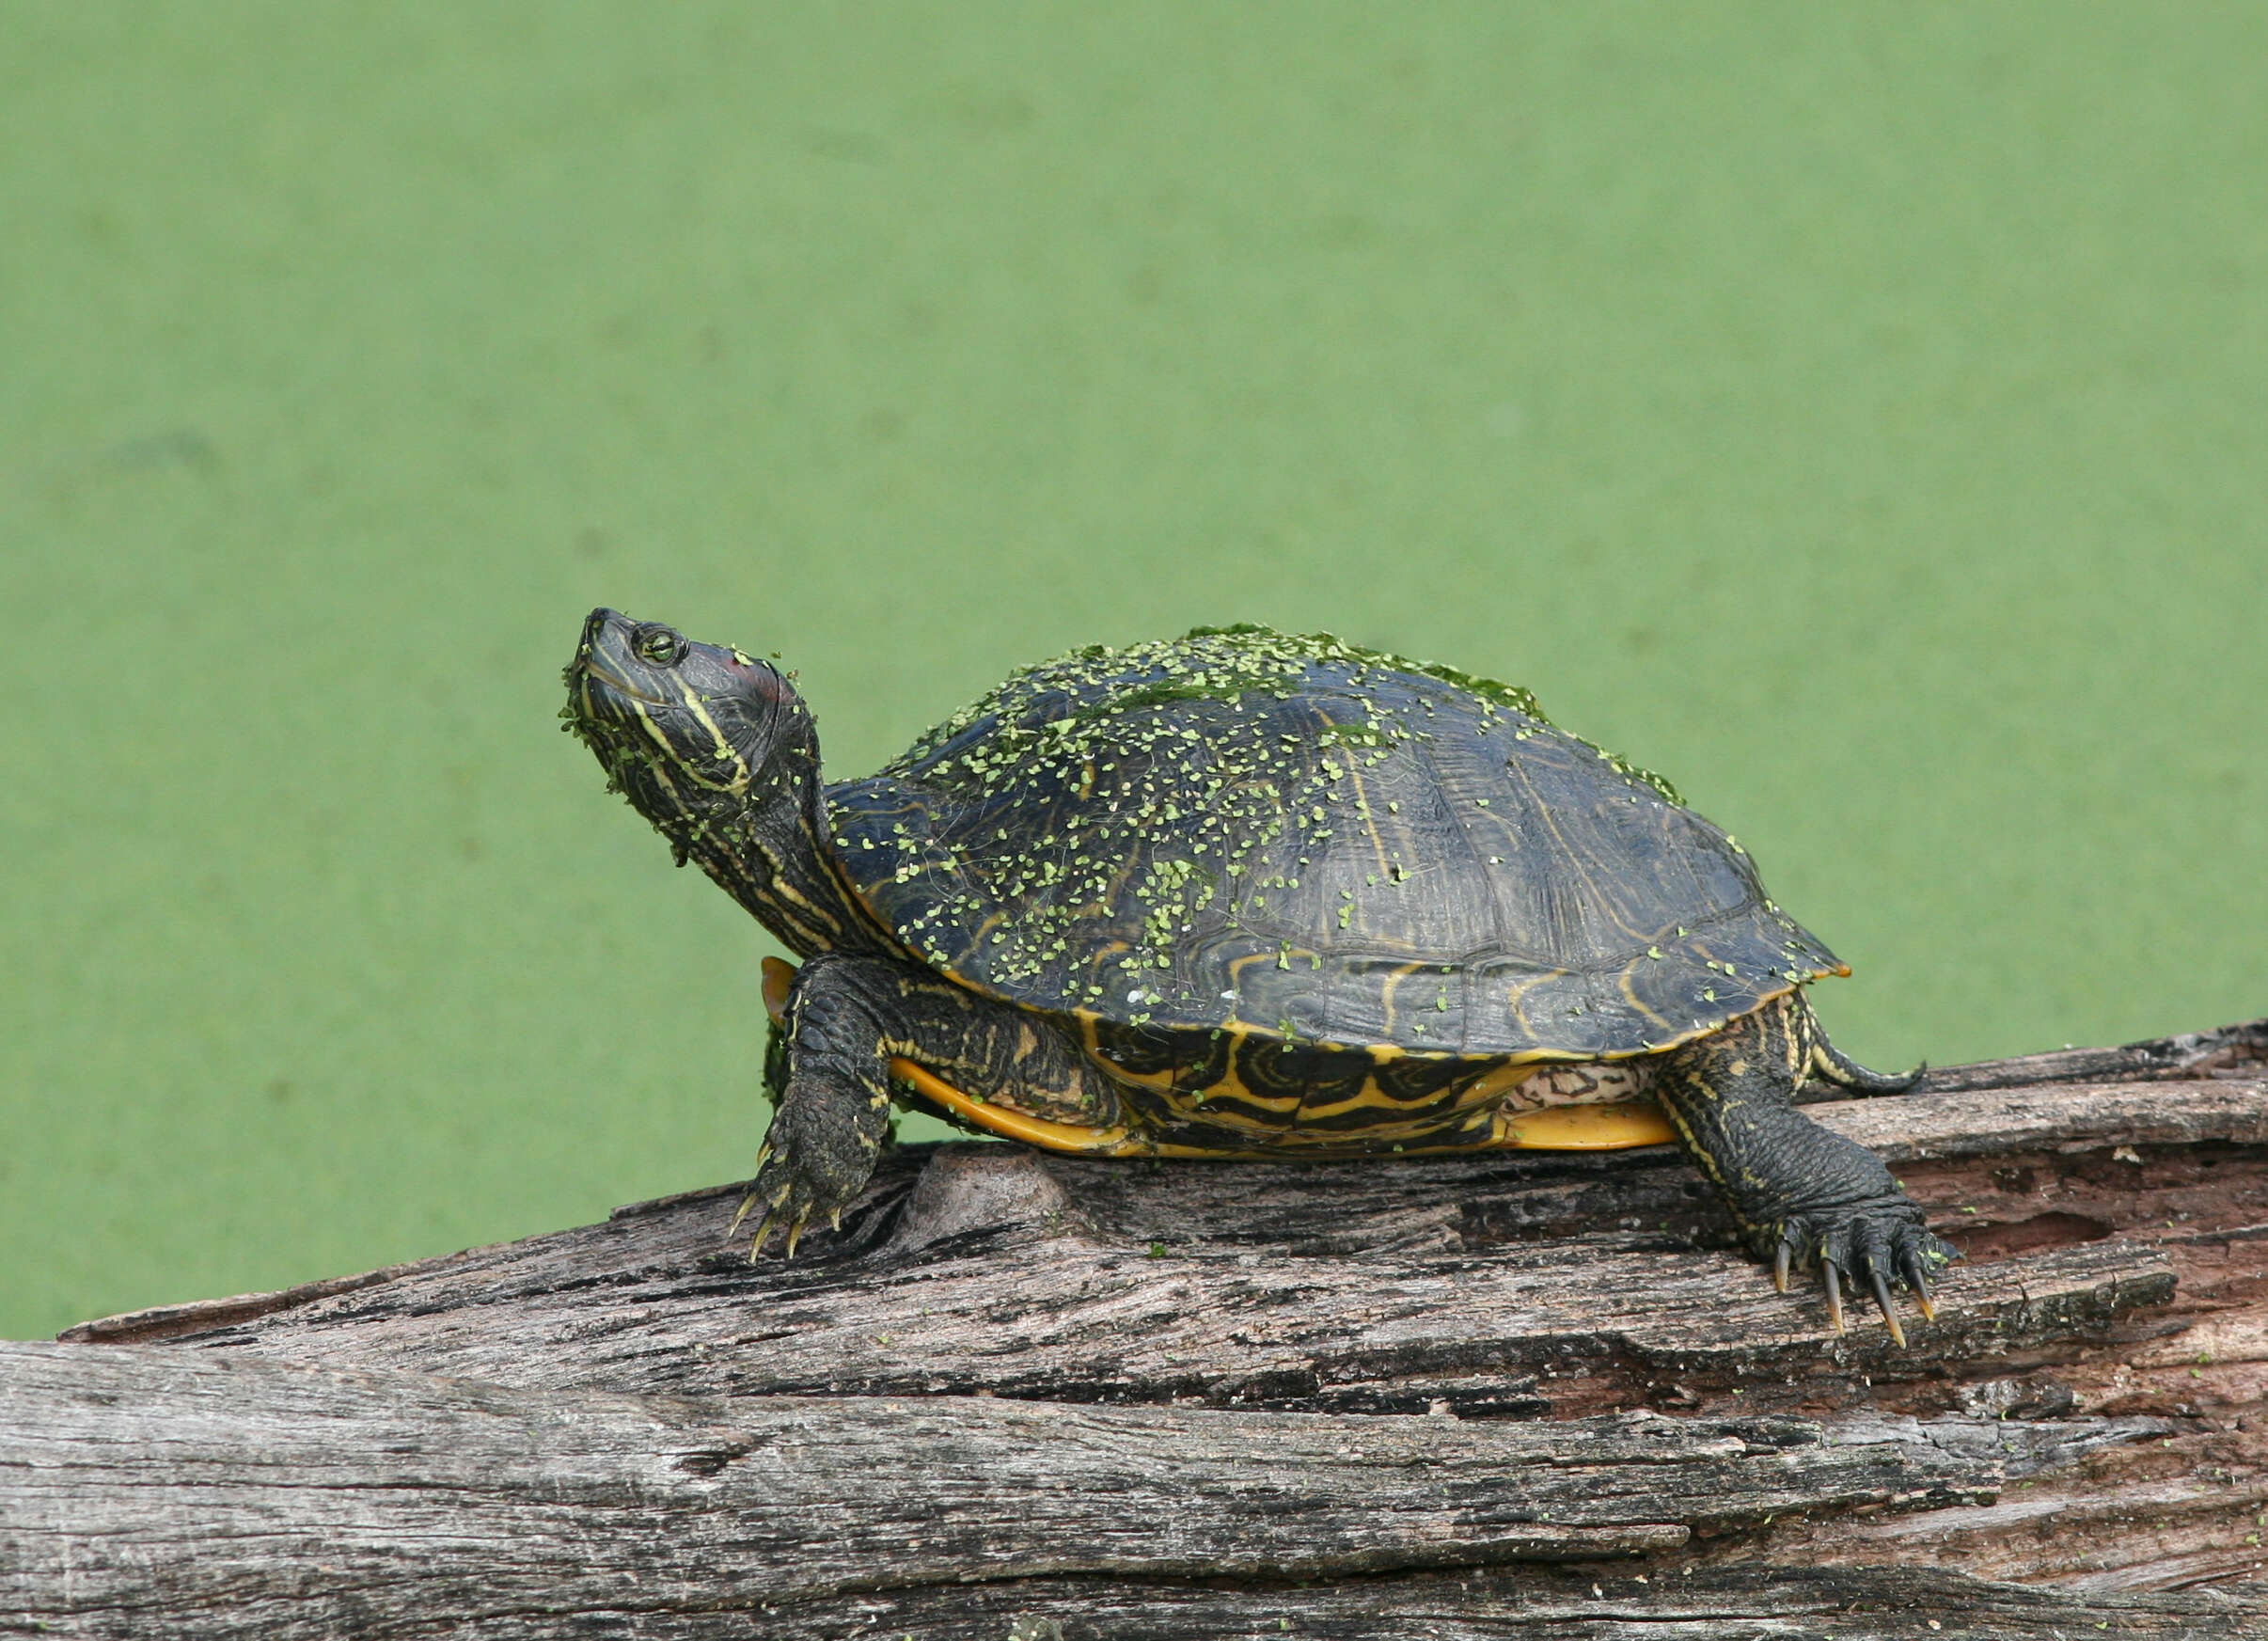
59 1079 2245 1418
0 1344 1963 1621
1898 1015 2268 1096
17 1018 2268 1636
0 1341 2244 1639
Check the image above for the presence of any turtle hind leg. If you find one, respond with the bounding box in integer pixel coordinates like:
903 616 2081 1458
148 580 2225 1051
1653 995 1958 1341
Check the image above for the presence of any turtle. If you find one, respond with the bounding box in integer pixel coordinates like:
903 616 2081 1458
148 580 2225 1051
563 609 1957 1338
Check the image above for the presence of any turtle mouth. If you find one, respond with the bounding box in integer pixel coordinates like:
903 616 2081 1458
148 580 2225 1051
574 655 669 709
568 608 678 711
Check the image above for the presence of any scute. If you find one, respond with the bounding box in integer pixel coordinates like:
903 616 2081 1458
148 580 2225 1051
827 626 1842 1058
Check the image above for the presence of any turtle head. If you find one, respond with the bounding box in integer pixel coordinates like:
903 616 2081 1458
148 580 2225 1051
564 608 858 955
564 608 801 820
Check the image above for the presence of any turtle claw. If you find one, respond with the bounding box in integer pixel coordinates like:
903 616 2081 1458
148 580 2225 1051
1900 1247 1939 1319
1765 1207 1959 1346
1869 1269 1907 1349
746 1204 785 1262
746 1192 796 1261
735 1114 872 1260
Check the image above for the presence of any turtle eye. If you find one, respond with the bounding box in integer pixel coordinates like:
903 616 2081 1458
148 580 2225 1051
634 624 686 666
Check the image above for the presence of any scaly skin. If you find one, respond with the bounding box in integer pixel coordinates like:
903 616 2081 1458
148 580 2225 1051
736 955 896 1255
567 609 1952 1341
737 952 1119 1254
1650 995 1958 1341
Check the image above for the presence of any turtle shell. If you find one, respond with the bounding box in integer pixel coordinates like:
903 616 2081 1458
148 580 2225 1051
826 625 1843 1061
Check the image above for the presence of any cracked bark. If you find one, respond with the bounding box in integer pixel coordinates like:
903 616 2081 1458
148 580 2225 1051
8 1018 2267 1638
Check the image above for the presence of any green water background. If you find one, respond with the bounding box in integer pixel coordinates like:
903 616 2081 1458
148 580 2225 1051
5 6 2262 1340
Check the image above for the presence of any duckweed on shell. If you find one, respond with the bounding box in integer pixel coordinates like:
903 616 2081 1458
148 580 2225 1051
823 624 1838 1059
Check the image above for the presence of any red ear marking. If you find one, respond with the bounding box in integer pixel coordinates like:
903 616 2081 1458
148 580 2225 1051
729 654 795 709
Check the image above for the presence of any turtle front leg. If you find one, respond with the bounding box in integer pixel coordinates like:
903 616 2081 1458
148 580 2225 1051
1651 994 1958 1341
740 951 1123 1256
737 952 906 1256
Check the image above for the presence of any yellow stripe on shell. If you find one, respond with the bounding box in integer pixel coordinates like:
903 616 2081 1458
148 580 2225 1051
887 1054 1149 1155
900 1049 1674 1155
760 956 1682 1154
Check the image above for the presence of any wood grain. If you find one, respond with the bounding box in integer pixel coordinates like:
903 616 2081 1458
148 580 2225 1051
19 1018 2268 1635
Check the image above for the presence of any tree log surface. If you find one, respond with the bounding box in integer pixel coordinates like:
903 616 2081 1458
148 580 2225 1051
10 1021 2267 1638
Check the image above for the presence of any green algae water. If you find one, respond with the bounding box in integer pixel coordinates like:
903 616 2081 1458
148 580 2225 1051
4 6 2263 1339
